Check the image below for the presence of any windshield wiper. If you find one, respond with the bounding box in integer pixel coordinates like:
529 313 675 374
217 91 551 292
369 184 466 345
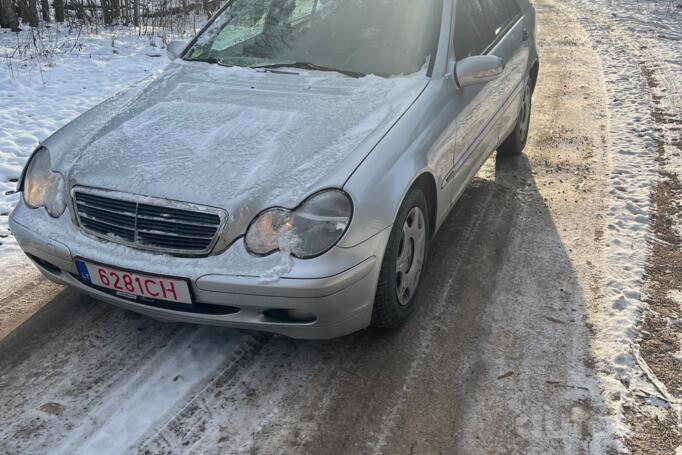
185 56 233 67
252 61 365 78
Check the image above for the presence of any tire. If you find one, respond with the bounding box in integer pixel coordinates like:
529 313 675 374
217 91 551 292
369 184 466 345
371 189 430 329
498 80 533 158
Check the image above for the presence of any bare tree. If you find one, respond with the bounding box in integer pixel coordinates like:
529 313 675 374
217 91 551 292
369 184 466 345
111 0 120 22
54 0 64 22
3 0 225 40
25 0 39 26
41 0 49 21
133 0 139 26
0 0 6 27
102 0 111 24
1 0 20 30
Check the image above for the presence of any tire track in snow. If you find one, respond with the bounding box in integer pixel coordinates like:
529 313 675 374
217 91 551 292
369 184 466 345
55 329 257 454
136 333 271 453
0 293 255 454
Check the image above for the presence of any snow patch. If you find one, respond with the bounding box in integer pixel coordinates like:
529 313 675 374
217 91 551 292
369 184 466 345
258 230 301 284
561 0 682 442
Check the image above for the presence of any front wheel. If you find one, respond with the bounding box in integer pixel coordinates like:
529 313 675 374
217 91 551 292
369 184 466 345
371 189 429 329
498 81 533 157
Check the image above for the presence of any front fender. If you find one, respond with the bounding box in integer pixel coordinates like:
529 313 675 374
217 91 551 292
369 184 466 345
340 79 455 248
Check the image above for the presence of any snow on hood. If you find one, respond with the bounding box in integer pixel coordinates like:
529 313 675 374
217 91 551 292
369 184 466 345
50 61 427 242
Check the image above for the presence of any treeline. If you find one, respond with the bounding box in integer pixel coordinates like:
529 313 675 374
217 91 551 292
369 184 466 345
0 0 222 31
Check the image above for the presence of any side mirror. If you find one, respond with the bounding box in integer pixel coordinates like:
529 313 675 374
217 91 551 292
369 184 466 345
167 41 187 60
455 55 505 88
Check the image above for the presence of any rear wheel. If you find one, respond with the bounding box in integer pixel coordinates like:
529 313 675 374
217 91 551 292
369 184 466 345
498 80 533 157
371 189 429 329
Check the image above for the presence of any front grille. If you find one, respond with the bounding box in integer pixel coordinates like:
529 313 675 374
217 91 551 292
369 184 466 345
72 188 227 255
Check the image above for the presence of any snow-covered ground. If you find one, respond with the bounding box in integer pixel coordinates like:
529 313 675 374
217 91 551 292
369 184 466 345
560 0 682 447
0 26 173 259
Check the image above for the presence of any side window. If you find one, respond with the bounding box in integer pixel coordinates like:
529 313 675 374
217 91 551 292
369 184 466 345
481 0 522 42
453 0 494 60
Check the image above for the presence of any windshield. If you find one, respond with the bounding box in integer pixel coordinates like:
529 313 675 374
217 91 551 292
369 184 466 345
185 0 443 77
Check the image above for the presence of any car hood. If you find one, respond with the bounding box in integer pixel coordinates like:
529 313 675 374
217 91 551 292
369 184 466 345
50 61 427 242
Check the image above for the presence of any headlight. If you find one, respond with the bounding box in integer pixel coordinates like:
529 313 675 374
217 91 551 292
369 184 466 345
245 190 352 259
22 147 67 218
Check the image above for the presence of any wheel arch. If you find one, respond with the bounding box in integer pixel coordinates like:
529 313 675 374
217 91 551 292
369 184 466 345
410 172 438 240
341 165 440 250
529 59 540 94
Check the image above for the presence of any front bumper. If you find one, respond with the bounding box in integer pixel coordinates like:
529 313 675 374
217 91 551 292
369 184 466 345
9 202 389 339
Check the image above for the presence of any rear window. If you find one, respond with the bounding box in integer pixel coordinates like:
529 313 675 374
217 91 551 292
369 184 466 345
454 0 523 60
453 0 492 60
481 0 523 42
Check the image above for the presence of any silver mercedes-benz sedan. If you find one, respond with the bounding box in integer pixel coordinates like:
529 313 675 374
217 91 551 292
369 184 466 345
10 0 539 339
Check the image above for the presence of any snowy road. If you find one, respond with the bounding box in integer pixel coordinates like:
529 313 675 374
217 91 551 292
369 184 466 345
0 0 679 453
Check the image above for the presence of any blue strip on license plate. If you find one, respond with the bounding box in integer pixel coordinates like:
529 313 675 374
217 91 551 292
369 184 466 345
75 259 92 284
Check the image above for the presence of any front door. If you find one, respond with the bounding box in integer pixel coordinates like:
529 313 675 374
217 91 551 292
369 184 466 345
480 0 530 145
448 0 499 203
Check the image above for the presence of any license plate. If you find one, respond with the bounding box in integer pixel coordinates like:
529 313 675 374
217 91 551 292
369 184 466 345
75 259 193 305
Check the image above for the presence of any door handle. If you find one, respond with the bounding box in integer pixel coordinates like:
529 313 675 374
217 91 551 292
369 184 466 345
522 28 530 42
